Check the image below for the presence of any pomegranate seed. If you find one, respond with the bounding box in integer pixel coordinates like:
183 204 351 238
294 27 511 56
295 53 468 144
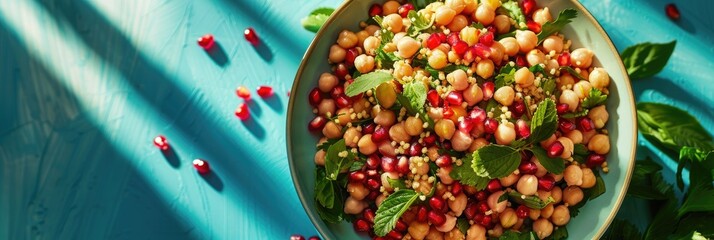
436 155 452 168
484 118 498 134
538 175 555 191
336 95 352 108
469 108 487 124
477 201 489 213
363 208 376 223
408 143 423 156
464 203 478 219
192 159 211 174
519 160 538 175
547 141 565 158
474 213 485 223
426 34 442 49
512 100 526 115
397 157 410 174
443 106 454 119
479 31 494 46
556 103 569 114
366 154 381 169
153 135 170 151
429 197 447 212
308 116 327 131
349 171 366 183
308 237 320 240
446 92 464 106
447 32 461 46
453 41 469 55
362 123 376 134
527 20 541 33
428 211 447 226
381 156 397 173
366 169 380 179
366 178 381 190
516 119 531 139
330 86 344 99
417 206 429 222
559 119 576 133
451 182 463 195
372 126 389 142
290 234 305 240
368 3 382 17
244 28 259 45
586 154 607 168
427 89 441 107
334 63 349 80
308 88 322 106
481 214 493 226
665 3 680 20
476 191 487 201
516 205 529 219
558 52 571 67
256 86 273 97
423 134 437 146
345 48 359 68
367 191 379 201
487 179 502 192
487 26 497 33
197 34 214 49
579 117 595 132
398 3 414 18
435 32 447 42
354 218 371 232
516 55 528 67
235 103 250 120
387 230 403 239
458 118 476 133
521 150 534 161
287 91 291 96
395 220 408 232
236 86 251 100
442 141 452 150
482 82 495 100
470 43 491 59
522 0 536 15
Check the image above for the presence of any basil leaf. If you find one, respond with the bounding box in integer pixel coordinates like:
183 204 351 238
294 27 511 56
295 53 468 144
537 9 578 44
587 173 606 200
636 102 714 153
530 146 565 174
679 147 714 189
349 161 365 172
528 99 558 144
552 226 568 240
471 145 521 178
673 213 714 239
499 1 526 30
560 109 588 119
621 41 676 80
602 219 642 240
456 217 469 234
314 168 345 223
325 139 355 180
580 88 608 109
495 64 517 88
507 191 555 209
451 156 490 190
559 66 586 80
345 71 394 97
627 158 670 200
407 10 434 36
373 190 420 236
301 8 334 33
644 193 679 240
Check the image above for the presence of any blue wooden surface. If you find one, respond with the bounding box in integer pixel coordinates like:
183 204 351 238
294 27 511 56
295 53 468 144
0 0 712 239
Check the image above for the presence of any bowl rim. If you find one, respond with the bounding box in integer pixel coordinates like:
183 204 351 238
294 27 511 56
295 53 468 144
286 0 637 239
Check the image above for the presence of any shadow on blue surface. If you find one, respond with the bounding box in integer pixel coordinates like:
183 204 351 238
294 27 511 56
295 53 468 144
161 147 182 169
252 41 274 62
632 76 714 119
206 42 230 67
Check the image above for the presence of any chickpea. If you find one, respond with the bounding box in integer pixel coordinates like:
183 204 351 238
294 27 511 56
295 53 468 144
379 141 397 157
494 86 515 106
448 15 469 32
564 164 584 186
314 150 326 166
466 224 487 240
529 208 541 221
500 208 518 228
394 62 414 80
392 32 407 45
589 68 610 89
409 221 430 240
515 30 537 53
336 108 351 126
581 129 597 144
449 193 468 216
447 69 469 91
427 146 440 161
358 134 378 155
578 69 590 81
565 129 583 144
447 50 460 64
365 25 380 36
542 35 563 53
347 182 370 200
588 134 610 155
435 6 457 26
322 121 342 139
517 174 538 195
451 130 474 151
588 105 609 129
337 30 358 49
381 0 400 14
513 218 525 231
487 190 508 213
490 42 505 65
403 117 423 136
559 90 579 112
398 36 421 58
500 172 520 187
499 37 519 56
462 0 478 14
381 172 400 190
563 186 584 206
545 59 559 73
427 226 445 240
445 228 465 240
552 173 563 182
515 67 535 87
435 43 451 55
533 218 554 239
580 167 597 188
571 48 594 68
435 119 456 139
540 204 554 219
389 122 411 143
558 137 574 159
429 49 449 69
548 205 570 227
473 4 495 25
573 80 593 99
493 15 511 34
318 99 336 117
558 73 575 89
551 186 563 203
495 121 516 145
416 178 434 195
446 0 466 13
329 44 346 63
438 166 455 185
539 133 557 150
463 83 484 106
374 109 396 127
526 49 546 66
363 36 380 56
468 137 489 152
318 73 338 93
355 54 375 73
532 7 553 26
476 59 495 79
344 127 362 148
353 98 370 114
460 27 479 46
344 196 368 214
531 156 548 177
536 190 552 202
383 14 404 33
376 82 397 108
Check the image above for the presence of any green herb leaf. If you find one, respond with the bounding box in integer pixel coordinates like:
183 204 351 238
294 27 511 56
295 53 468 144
644 184 678 240
637 103 714 154
451 156 490 190
560 109 589 119
301 8 334 33
495 64 517 89
373 190 420 236
580 88 608 109
587 173 606 200
314 168 345 223
537 9 578 44
387 177 407 190
443 64 470 74
530 146 565 174
528 99 558 144
408 0 439 9
498 191 509 202
559 66 586 80
673 213 714 239
552 226 569 240
508 191 555 209
317 138 340 151
375 47 401 69
471 145 522 178
346 71 394 97
621 41 676 80
401 81 428 115
499 1 527 30
325 139 355 180
349 161 365 172
541 77 557 96
602 219 642 240
407 10 434 36
456 217 470 234
499 230 538 240
627 158 670 200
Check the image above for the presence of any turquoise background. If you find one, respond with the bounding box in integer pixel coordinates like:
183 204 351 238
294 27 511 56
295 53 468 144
0 0 711 239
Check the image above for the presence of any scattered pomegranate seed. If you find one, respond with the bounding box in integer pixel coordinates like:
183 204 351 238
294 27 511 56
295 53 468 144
527 20 541 33
427 89 441 107
482 82 495 100
290 234 305 240
556 103 570 114
371 126 389 142
244 28 259 45
395 220 408 232
512 100 526 115
256 86 273 98
538 175 555 191
308 88 322 106
446 91 464 105
423 134 437 146
483 118 499 134
235 103 250 120
547 141 565 158
192 159 211 174
516 205 530 219
453 41 469 55
469 107 487 124
579 117 595 132
519 160 538 175
308 237 320 240
665 3 680 20
349 171 366 183
479 31 494 46
354 218 371 232
153 135 170 151
334 63 349 80
308 116 327 131
426 33 442 49
236 86 251 100
366 169 379 179
516 119 531 138
473 213 485 223
428 211 447 226
586 154 607 168
458 118 476 133
559 119 576 133
447 32 461 46
330 86 344 99
368 4 382 17
521 0 536 15
366 154 381 169
381 156 397 173
464 203 478 219
197 34 215 49
345 48 359 68
417 206 429 222
451 182 463 195
435 32 447 43
387 230 403 239
429 197 447 212
558 52 571 67
486 179 502 192
398 3 414 18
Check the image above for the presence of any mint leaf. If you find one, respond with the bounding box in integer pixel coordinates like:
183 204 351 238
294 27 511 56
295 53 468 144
373 190 420 236
637 103 714 154
530 146 565 174
456 217 469 234
552 226 568 239
401 81 428 115
387 177 407 190
408 0 439 9
621 41 676 80
602 219 642 240
541 77 557 96
375 46 400 68
316 138 340 151
442 64 469 74
628 158 670 200
346 71 394 97
580 88 608 109
407 10 434 36
495 64 517 88
587 172 606 200
537 9 578 44
560 109 589 119
676 147 714 189
301 8 334 33
314 168 344 223
559 66 586 80
451 156 490 189
499 1 526 30
325 139 355 180
471 145 521 178
499 230 538 240
507 191 555 209
673 213 714 239
349 161 365 172
528 99 558 144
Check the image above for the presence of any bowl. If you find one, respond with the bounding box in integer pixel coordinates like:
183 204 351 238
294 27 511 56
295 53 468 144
287 0 636 239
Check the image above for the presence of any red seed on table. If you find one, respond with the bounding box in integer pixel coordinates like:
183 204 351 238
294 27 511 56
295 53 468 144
235 103 250 120
398 3 414 18
665 3 680 20
547 141 565 158
368 3 382 17
538 175 556 191
256 86 273 98
192 159 211 174
244 28 259 45
153 135 170 151
290 234 305 240
428 211 446 226
197 34 214 49
558 52 571 67
308 116 327 132
236 86 251 100
353 218 371 232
